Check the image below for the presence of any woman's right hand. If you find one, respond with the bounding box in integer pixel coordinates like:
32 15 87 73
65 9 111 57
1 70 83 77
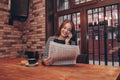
43 57 53 65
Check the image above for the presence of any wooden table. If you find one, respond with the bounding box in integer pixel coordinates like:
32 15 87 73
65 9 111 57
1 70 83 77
0 58 120 80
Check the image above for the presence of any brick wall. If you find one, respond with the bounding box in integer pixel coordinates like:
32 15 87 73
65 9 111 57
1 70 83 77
0 0 46 58
0 0 23 58
0 0 10 24
22 0 46 56
0 24 23 58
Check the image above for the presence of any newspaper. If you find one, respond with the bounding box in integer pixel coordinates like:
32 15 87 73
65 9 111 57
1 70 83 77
48 41 80 65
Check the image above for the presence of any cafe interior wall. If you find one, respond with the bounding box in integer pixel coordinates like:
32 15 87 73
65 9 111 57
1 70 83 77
0 0 46 58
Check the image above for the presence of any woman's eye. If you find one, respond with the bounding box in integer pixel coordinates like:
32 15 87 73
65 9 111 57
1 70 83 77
63 27 66 29
68 29 71 31
67 28 71 32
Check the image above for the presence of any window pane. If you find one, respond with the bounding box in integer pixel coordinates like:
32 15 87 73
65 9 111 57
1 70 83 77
58 16 64 27
57 0 70 11
75 0 92 4
112 5 118 27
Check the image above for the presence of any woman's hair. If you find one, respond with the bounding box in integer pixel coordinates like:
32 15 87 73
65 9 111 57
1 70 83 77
56 19 75 37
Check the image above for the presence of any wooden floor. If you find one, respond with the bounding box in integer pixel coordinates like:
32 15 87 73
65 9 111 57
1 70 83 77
0 58 120 80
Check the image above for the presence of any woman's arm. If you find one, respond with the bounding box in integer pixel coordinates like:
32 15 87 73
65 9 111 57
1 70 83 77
42 36 56 65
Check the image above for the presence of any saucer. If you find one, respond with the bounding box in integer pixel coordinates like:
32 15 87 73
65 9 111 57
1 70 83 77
25 62 38 67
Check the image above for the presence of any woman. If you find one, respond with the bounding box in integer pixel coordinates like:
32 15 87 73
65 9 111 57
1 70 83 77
42 19 76 65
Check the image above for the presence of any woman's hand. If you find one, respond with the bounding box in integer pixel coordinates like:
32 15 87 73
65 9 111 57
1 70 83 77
43 57 53 65
65 32 72 44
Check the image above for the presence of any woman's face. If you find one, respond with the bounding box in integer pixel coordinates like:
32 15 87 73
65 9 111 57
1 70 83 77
60 23 72 38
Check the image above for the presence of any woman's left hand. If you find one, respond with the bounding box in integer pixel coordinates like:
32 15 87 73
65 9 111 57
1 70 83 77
65 32 72 44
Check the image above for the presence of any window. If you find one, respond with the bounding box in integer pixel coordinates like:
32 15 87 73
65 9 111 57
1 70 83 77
57 0 97 11
75 0 92 4
47 0 120 64
87 4 119 66
57 0 70 11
